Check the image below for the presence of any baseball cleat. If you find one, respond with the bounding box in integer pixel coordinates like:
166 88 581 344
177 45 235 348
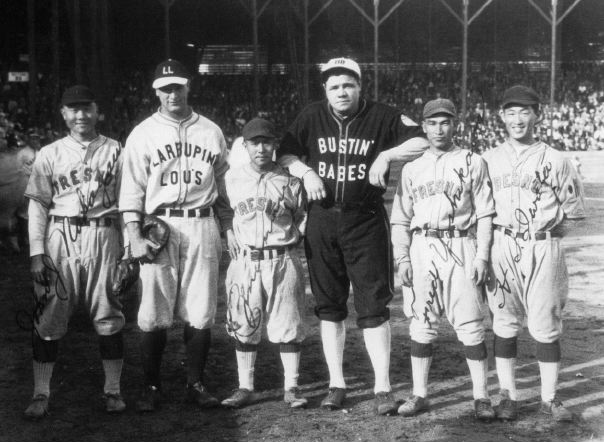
474 398 496 422
136 385 161 412
320 387 346 410
496 389 518 421
24 394 49 420
374 391 398 416
104 392 126 414
186 382 220 408
397 395 430 417
284 388 308 409
540 398 573 422
221 388 256 409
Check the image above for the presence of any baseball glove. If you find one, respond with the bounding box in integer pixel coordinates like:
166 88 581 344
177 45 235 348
142 214 170 254
112 256 140 299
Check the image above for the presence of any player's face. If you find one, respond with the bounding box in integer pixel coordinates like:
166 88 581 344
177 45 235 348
245 136 276 171
422 115 455 151
156 83 190 119
324 74 361 117
61 102 98 140
500 105 537 144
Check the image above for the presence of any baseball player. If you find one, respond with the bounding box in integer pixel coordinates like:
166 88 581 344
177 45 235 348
483 85 585 422
119 59 236 412
220 118 308 409
23 85 126 418
278 57 428 415
391 99 496 420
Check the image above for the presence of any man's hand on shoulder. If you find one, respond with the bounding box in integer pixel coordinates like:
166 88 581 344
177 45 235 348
302 170 327 201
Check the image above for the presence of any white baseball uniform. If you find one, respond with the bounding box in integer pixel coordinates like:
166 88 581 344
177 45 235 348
225 162 307 345
119 110 231 332
391 147 495 345
24 135 124 339
483 141 585 343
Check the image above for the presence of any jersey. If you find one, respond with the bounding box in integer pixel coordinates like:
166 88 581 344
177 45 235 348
224 163 307 345
391 147 495 346
119 110 231 228
24 135 124 339
0 146 35 230
25 135 120 219
120 110 230 331
482 141 585 234
483 140 586 343
279 99 424 204
225 163 306 249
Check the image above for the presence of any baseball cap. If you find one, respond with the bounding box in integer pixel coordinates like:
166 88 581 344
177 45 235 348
501 85 540 108
152 59 190 89
242 118 277 140
61 85 95 106
423 98 457 119
321 58 361 82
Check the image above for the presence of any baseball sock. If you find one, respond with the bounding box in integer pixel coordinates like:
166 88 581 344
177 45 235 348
184 325 211 385
102 359 123 395
320 320 346 389
363 321 391 394
494 335 518 400
410 341 433 398
32 361 54 398
32 334 58 398
280 343 301 391
235 342 258 391
140 330 167 388
537 341 561 402
465 343 489 400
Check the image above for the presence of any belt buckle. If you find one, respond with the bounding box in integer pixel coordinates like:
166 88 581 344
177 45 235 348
250 249 262 261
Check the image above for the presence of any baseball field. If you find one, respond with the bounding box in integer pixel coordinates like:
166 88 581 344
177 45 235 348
1 150 603 442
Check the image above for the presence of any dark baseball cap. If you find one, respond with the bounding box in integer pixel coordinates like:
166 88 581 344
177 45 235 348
153 59 190 89
423 98 457 119
242 118 277 140
321 57 361 82
501 85 540 108
61 85 96 106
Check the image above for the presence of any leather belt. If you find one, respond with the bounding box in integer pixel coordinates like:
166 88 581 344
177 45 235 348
154 208 212 218
51 216 113 227
494 225 560 241
245 246 289 261
413 228 469 238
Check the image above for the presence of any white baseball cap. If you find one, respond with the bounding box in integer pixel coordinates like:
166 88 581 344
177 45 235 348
321 58 361 81
152 59 190 89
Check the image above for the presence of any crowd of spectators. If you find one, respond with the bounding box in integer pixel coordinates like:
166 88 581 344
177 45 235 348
1 61 603 153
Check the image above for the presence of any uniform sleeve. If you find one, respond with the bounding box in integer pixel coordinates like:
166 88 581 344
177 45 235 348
28 199 48 256
391 112 425 148
555 157 586 220
390 166 414 263
24 147 53 208
292 178 308 237
212 130 234 232
119 127 150 221
472 155 496 220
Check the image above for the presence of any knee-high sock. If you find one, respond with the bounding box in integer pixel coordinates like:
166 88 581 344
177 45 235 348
33 361 54 398
494 335 518 400
32 334 58 398
235 342 258 391
280 343 301 391
466 359 489 400
363 321 391 393
140 329 167 388
537 340 562 402
410 341 433 398
102 359 123 395
184 325 212 385
320 320 346 389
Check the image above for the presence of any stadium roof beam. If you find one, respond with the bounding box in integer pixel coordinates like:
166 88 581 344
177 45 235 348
438 0 494 123
157 0 178 58
346 0 407 101
240 0 274 114
526 0 583 108
289 0 335 104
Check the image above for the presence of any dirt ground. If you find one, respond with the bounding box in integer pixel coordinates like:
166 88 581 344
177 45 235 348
0 151 603 442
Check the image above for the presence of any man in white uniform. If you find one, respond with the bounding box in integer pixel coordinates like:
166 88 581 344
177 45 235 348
120 59 236 412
